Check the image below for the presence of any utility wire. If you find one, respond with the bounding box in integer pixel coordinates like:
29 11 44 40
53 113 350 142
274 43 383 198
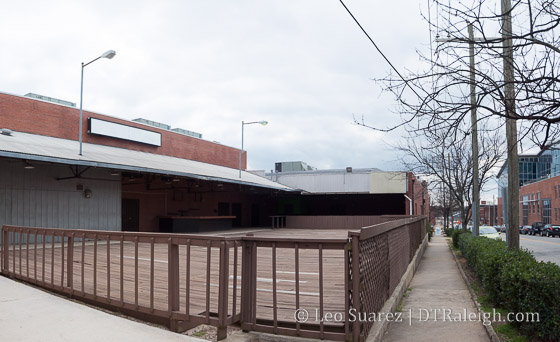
338 0 429 103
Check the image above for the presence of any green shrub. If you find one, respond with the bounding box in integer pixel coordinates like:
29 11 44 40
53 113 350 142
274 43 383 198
452 229 463 248
457 234 560 341
457 232 502 297
495 248 537 312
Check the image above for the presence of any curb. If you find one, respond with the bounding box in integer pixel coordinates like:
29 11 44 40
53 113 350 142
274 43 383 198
365 234 430 342
449 240 501 342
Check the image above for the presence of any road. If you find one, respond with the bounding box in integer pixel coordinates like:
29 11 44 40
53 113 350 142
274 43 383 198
502 233 560 265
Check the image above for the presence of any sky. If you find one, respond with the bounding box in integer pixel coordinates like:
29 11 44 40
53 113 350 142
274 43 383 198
0 0 435 171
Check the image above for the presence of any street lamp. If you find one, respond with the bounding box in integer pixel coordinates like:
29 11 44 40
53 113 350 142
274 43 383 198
79 49 116 155
239 120 268 178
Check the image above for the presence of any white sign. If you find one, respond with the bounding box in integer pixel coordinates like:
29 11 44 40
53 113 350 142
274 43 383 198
88 118 161 146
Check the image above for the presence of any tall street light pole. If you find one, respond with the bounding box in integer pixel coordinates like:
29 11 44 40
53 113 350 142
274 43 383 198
79 50 116 156
239 120 268 178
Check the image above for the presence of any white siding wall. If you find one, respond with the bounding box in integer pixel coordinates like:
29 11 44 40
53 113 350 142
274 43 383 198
370 172 407 194
0 160 121 236
276 172 370 193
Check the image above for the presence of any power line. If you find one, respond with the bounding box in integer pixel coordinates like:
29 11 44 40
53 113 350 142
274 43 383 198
338 0 429 102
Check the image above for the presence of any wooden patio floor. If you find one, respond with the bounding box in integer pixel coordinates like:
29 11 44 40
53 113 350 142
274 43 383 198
3 228 350 324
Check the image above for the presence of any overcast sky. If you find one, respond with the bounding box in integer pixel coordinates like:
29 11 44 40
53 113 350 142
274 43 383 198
0 0 437 173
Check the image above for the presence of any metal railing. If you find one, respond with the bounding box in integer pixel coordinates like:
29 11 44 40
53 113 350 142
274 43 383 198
240 235 350 340
1 215 427 341
284 215 415 230
348 216 427 340
0 227 240 339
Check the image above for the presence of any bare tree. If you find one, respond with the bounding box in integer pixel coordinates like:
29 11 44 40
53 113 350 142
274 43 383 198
356 0 558 248
396 125 505 232
430 185 459 230
362 0 560 147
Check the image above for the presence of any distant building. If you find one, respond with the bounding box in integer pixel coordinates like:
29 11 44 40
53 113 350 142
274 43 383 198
479 202 498 226
518 175 560 226
497 143 560 226
274 161 316 172
266 165 429 216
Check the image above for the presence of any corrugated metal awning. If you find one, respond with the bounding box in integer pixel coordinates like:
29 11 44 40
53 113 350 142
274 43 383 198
0 131 294 191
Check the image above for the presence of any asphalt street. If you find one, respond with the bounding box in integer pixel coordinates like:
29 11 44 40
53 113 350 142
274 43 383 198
503 234 560 265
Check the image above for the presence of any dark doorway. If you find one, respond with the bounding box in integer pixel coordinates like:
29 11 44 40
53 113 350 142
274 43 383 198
284 204 294 215
232 203 242 227
251 204 260 227
218 202 230 216
122 198 140 231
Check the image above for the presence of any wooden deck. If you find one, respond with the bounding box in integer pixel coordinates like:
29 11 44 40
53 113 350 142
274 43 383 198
3 228 349 324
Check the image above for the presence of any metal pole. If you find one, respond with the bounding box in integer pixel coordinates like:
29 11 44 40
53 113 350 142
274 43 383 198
77 50 115 156
469 23 480 237
239 121 244 178
404 195 413 215
502 0 520 249
79 63 84 156
448 154 454 227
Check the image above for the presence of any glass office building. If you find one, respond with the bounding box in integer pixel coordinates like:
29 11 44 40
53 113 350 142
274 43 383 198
497 144 560 226
497 149 555 193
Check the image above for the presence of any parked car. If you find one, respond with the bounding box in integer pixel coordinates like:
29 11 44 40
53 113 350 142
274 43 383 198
479 226 501 239
530 222 545 235
520 225 531 235
541 224 560 237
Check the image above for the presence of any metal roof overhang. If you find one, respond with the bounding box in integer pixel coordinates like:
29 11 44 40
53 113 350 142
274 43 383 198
0 131 295 192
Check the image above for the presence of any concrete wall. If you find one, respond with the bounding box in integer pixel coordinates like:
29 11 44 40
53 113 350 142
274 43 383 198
0 159 121 235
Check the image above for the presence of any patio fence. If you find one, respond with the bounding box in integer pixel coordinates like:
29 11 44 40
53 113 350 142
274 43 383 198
1 215 426 341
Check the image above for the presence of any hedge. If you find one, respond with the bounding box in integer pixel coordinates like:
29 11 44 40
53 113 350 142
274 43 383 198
457 233 560 341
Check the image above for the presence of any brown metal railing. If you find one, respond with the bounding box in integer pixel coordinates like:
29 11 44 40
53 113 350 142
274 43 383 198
0 226 240 340
348 216 427 340
240 236 349 340
1 216 427 341
284 215 414 230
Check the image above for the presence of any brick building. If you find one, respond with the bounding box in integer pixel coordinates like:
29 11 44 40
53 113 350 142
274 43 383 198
479 202 498 226
496 143 560 226
0 91 429 237
519 175 560 226
0 91 292 235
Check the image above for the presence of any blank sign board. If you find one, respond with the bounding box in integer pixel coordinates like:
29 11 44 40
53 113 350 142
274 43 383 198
370 172 407 194
88 118 162 146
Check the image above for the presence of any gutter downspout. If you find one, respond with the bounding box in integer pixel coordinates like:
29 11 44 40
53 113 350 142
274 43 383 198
404 195 413 216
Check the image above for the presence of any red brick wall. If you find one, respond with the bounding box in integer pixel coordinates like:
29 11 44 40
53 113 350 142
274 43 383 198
406 173 430 218
0 92 246 169
497 197 504 226
479 205 497 225
519 175 560 225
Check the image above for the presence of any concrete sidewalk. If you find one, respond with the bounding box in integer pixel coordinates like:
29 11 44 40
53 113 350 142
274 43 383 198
381 235 490 342
0 276 203 342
